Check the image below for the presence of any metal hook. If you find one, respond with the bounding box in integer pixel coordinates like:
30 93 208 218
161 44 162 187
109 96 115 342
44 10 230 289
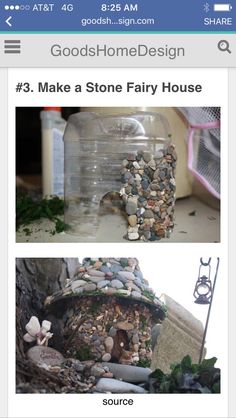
200 257 211 266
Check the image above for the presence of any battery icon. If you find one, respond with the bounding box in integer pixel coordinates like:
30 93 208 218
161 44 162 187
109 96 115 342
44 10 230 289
213 4 232 11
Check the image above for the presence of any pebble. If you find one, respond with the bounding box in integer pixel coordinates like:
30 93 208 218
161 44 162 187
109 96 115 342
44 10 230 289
143 209 154 218
71 280 87 291
128 215 137 227
133 161 140 169
143 151 152 163
111 279 124 289
104 336 114 353
100 266 110 274
101 363 151 383
125 282 141 292
95 378 147 394
102 353 111 362
87 269 105 277
90 365 106 377
132 334 139 344
108 327 117 337
111 264 123 273
125 197 138 215
128 232 139 240
27 346 64 367
148 159 156 170
84 283 97 292
97 280 110 289
141 179 149 190
117 271 135 281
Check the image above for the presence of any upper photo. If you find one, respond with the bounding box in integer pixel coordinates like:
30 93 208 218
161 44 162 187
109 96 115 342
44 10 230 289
16 107 220 243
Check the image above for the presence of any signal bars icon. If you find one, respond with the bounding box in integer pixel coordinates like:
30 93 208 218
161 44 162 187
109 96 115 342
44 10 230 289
4 40 21 54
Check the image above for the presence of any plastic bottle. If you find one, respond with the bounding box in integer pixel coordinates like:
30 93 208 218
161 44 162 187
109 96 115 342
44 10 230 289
40 107 66 197
63 111 173 238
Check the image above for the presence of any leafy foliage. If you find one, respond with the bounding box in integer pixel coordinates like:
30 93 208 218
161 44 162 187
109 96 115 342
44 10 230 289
16 193 69 235
148 355 220 394
137 358 151 368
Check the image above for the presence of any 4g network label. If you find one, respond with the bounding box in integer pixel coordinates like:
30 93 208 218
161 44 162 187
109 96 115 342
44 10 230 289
15 81 203 95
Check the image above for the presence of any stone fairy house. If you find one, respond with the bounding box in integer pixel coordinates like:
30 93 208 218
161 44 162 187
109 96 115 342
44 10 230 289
45 258 166 366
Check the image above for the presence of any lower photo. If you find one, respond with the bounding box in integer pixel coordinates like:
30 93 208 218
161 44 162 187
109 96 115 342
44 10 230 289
16 256 221 395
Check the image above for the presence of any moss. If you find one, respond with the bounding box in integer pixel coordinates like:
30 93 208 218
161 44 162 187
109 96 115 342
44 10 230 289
88 298 103 315
76 345 93 361
142 290 155 301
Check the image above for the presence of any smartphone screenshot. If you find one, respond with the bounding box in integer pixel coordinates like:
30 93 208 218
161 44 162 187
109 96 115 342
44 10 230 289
0 1 235 417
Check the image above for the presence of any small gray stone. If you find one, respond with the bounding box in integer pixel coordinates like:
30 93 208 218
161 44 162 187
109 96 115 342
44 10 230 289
95 378 147 393
71 280 87 292
124 172 133 182
104 336 114 352
126 198 138 215
97 280 110 289
101 363 151 383
132 334 139 344
141 179 149 190
87 269 105 277
102 353 111 362
125 282 141 292
111 263 123 273
100 265 111 273
118 271 135 281
111 279 124 289
84 283 97 292
143 151 152 163
108 327 117 337
148 159 156 170
143 209 154 218
91 365 105 377
131 291 142 299
27 346 64 367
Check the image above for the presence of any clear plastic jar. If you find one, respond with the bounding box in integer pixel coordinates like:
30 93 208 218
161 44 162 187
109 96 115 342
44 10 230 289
64 111 175 239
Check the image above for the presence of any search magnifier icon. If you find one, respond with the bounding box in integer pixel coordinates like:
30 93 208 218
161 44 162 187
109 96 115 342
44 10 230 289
218 40 231 54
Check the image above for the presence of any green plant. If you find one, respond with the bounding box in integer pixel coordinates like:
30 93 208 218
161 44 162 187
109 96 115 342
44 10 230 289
16 193 69 235
137 358 151 368
140 315 147 331
145 339 152 348
148 355 220 394
142 290 155 301
76 345 93 361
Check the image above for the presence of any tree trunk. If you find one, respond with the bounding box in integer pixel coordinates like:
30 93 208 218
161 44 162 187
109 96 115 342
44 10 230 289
16 258 80 361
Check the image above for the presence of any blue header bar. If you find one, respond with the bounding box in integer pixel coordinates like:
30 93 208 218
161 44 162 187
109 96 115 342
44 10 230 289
0 0 235 32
